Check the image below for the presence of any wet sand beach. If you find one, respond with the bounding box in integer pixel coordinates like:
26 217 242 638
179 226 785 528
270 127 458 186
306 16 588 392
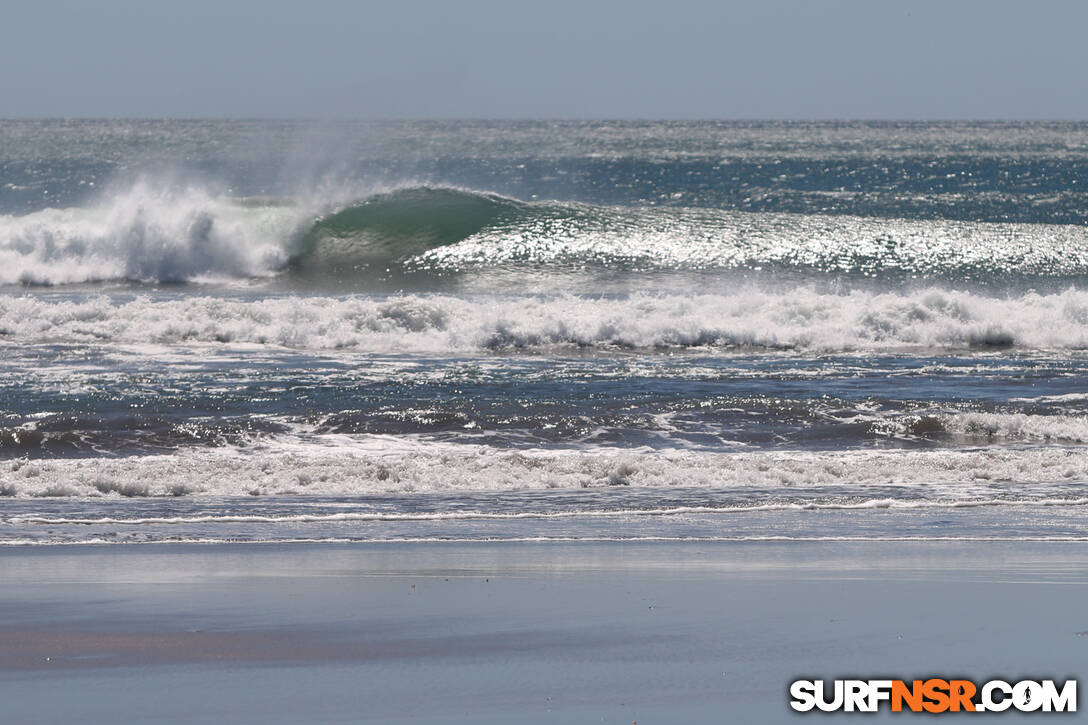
1 541 1084 724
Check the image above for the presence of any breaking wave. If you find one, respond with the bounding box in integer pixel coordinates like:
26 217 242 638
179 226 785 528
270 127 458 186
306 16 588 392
6 287 1088 352
879 411 1088 444
5 444 1088 498
288 187 526 273
6 182 1088 286
0 182 301 285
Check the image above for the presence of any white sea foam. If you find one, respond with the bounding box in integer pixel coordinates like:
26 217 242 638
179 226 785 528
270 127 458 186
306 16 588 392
0 181 306 284
876 411 1088 443
4 443 1088 498
940 412 1088 442
5 287 1088 352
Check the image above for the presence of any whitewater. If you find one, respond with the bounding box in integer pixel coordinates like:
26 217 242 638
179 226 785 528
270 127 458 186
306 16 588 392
3 119 1088 544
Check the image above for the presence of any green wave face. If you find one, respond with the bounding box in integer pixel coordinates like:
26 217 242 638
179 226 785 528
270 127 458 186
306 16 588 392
290 187 527 273
278 185 1088 290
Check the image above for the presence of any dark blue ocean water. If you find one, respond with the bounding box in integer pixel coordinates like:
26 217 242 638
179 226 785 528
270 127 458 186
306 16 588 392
2 120 1088 543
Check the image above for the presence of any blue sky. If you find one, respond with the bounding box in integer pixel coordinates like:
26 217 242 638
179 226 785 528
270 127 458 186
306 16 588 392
3 0 1086 119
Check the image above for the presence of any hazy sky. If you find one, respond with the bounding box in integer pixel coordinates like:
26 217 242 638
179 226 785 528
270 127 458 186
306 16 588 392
3 0 1087 119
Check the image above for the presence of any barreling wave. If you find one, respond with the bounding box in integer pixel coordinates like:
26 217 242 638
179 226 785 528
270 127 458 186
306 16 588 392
0 183 552 286
6 287 1088 352
288 187 528 273
6 181 1088 286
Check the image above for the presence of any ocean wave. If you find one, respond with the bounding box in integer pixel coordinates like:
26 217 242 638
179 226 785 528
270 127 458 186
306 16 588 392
0 181 304 285
878 411 1088 444
289 187 528 273
6 181 1088 286
4 444 1088 498
6 287 1088 352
